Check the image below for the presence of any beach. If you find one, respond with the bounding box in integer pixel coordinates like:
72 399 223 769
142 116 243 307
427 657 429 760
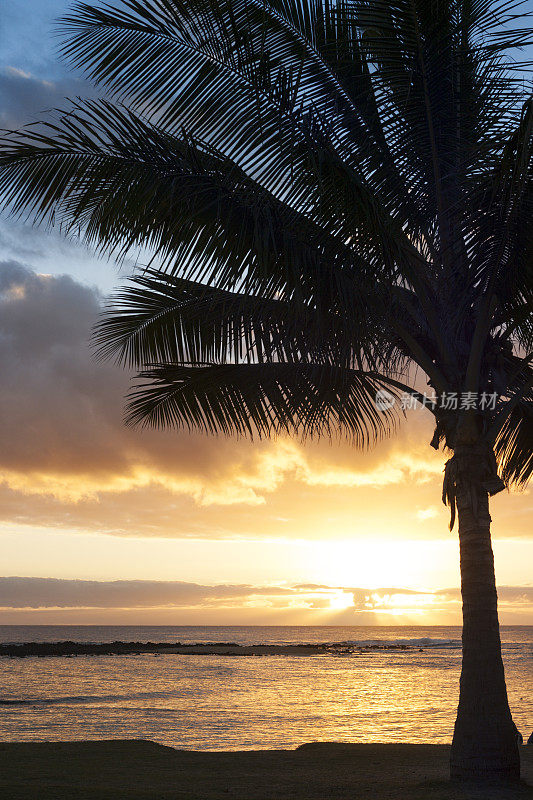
1 740 532 799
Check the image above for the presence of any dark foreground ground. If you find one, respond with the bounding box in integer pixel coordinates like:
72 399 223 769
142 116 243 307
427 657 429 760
0 740 532 800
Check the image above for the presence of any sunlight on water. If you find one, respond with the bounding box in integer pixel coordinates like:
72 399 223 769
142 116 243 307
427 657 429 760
0 626 531 750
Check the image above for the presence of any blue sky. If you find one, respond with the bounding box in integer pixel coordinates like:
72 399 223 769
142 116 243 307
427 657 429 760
1 0 123 290
2 1 65 74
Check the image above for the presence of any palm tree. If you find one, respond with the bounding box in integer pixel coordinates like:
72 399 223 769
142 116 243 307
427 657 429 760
1 0 532 782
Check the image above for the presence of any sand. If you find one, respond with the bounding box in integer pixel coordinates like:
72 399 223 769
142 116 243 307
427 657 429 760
0 740 532 799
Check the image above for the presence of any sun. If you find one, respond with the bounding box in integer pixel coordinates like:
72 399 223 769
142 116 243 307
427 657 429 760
308 538 457 591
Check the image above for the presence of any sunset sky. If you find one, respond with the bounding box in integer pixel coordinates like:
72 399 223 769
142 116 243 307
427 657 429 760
0 0 532 625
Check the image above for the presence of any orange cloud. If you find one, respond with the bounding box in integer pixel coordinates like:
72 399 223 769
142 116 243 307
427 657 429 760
0 262 530 541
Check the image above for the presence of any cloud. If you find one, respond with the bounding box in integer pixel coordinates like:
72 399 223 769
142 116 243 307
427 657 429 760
1 577 532 625
0 66 93 129
0 260 267 498
0 262 530 541
440 586 533 605
0 576 440 610
0 576 368 610
0 577 531 621
0 576 292 609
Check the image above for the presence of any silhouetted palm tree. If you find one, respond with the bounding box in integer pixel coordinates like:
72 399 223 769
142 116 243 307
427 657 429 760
1 0 531 782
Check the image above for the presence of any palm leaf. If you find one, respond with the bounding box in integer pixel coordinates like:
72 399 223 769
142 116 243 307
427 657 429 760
494 399 533 487
93 269 406 376
126 361 400 444
56 2 442 278
0 100 379 298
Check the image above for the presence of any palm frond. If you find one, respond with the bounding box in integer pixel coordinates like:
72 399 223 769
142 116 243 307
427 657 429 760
56 2 441 272
494 399 533 487
2 98 425 366
94 269 406 377
469 98 533 296
126 361 400 444
57 1 368 192
0 100 375 296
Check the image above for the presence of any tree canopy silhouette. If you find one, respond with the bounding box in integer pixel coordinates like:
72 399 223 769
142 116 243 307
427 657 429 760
0 0 532 783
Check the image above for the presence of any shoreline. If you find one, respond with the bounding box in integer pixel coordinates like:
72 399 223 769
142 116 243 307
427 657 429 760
0 740 531 799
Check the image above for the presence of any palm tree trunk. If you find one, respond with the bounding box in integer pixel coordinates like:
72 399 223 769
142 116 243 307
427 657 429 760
450 465 520 781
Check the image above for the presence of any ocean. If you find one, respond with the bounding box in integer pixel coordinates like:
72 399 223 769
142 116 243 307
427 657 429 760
0 626 531 750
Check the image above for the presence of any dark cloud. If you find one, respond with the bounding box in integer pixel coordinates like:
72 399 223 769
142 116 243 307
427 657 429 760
440 586 533 604
1 577 531 612
0 261 426 533
0 66 93 129
0 261 530 540
0 260 129 476
0 260 270 482
0 576 293 609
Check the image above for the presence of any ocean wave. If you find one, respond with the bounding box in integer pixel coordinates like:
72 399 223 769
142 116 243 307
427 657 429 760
0 690 173 706
338 638 461 649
